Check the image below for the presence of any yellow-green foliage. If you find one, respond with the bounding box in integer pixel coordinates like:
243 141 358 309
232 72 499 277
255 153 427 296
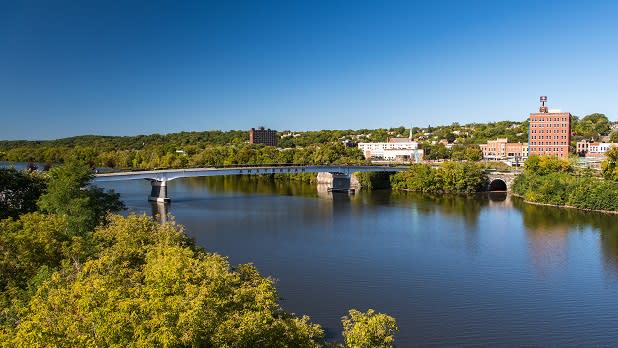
1 163 400 347
523 155 572 176
391 162 488 193
513 156 618 212
2 142 367 170
0 213 73 291
3 215 324 347
601 147 618 181
342 309 398 348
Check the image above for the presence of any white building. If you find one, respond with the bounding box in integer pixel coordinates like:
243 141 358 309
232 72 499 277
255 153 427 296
590 143 614 153
358 136 424 162
577 140 618 158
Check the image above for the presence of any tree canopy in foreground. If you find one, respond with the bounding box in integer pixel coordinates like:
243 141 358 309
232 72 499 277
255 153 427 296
0 163 398 347
1 213 398 347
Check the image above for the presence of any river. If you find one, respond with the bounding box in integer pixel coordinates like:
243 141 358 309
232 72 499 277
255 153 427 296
80 175 618 345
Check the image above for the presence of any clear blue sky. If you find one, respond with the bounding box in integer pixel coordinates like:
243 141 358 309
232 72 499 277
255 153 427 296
1 0 617 140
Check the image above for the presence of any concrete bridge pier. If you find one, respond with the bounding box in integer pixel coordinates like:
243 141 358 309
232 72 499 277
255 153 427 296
316 172 361 193
149 180 170 203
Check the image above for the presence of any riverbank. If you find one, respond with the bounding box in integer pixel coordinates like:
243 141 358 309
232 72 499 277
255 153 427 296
510 192 618 215
512 171 618 213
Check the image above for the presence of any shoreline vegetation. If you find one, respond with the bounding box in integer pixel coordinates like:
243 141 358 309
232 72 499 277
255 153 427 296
390 162 488 194
387 156 618 214
511 155 618 213
510 193 618 215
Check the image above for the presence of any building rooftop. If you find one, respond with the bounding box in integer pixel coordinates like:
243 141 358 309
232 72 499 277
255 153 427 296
388 137 415 143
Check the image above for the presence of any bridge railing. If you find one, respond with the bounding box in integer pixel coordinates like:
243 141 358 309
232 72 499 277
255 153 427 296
99 162 406 173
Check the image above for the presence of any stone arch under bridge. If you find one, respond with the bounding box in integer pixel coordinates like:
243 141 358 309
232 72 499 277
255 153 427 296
486 172 520 192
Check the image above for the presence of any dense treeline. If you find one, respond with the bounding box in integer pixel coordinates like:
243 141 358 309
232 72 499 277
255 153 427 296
423 144 483 161
513 155 618 212
0 123 520 165
1 143 366 170
0 131 249 151
390 162 488 193
2 112 614 167
418 120 529 145
571 113 612 141
0 164 398 347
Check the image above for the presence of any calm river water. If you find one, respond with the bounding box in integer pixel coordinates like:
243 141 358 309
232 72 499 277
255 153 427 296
94 175 618 346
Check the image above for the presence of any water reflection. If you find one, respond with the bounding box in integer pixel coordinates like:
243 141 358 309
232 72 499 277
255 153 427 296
150 202 169 224
176 176 618 276
390 191 488 228
179 175 318 198
487 191 508 202
601 230 618 277
316 184 360 206
169 176 618 277
513 198 618 278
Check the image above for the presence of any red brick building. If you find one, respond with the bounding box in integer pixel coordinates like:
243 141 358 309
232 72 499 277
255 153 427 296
528 96 571 158
479 138 528 160
249 127 278 146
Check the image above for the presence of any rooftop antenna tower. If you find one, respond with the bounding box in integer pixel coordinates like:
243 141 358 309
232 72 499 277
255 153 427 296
539 96 548 113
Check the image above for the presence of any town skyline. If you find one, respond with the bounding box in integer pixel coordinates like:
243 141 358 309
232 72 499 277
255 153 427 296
2 1 617 140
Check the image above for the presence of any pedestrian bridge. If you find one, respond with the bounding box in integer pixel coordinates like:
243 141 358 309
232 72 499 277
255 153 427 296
93 165 406 202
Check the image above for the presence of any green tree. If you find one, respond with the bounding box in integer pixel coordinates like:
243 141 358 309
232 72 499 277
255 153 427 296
390 164 437 192
424 144 450 160
463 146 483 161
574 113 610 140
6 215 325 347
512 170 618 212
610 131 618 143
602 147 618 181
37 161 124 235
438 162 488 193
0 168 47 220
341 309 398 348
0 213 76 292
524 155 572 176
391 162 487 193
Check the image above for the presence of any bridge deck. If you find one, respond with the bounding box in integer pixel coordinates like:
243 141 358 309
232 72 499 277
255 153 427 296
93 165 407 182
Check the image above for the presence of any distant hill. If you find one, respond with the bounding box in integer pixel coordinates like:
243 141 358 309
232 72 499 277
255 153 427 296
0 120 532 151
0 131 249 151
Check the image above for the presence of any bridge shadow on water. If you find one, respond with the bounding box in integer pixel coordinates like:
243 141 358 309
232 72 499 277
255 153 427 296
176 175 319 198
